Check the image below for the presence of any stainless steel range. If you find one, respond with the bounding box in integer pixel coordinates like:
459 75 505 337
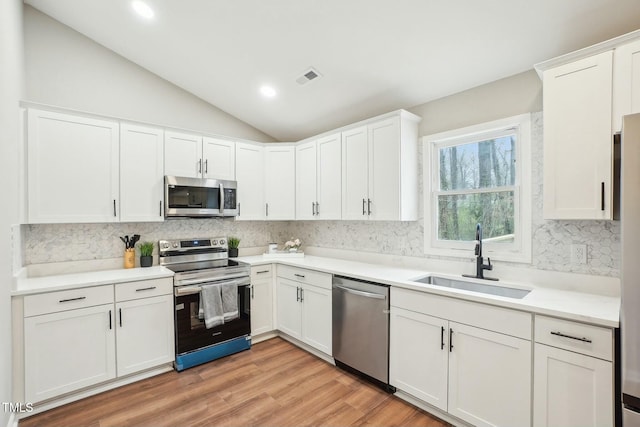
159 237 251 371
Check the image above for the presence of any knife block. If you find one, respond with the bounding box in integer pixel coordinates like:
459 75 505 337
124 249 135 269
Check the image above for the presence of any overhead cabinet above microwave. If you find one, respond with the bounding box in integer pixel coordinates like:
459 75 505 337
164 131 235 181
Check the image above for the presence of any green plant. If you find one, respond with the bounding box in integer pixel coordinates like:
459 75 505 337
228 237 240 249
139 241 154 257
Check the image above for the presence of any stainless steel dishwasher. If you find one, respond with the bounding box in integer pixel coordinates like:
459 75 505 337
332 275 393 390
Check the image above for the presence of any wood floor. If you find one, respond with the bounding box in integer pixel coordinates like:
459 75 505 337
20 337 449 427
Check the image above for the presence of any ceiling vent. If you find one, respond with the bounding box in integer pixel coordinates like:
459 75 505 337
296 67 322 85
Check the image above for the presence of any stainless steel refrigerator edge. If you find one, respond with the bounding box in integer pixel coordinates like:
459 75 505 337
622 113 640 425
332 276 391 388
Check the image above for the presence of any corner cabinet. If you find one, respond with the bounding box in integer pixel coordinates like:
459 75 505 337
235 142 265 220
390 287 532 427
276 266 332 355
540 50 614 220
264 145 296 220
27 109 120 224
342 111 420 221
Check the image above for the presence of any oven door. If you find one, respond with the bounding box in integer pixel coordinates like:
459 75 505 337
165 176 238 217
174 277 250 355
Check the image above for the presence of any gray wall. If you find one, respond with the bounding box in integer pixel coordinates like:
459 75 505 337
1 0 24 423
23 6 276 142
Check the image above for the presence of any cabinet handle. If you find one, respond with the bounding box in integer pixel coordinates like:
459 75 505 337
257 270 269 274
316 202 319 216
449 328 454 352
59 296 86 303
601 182 605 211
119 308 122 327
251 285 254 299
296 286 300 302
159 201 162 217
108 310 112 330
550 331 592 343
266 203 269 217
205 159 208 174
367 198 372 215
362 198 366 215
294 273 306 278
198 159 202 174
300 288 304 302
441 326 445 350
312 201 316 216
113 199 117 217
238 202 241 216
135 286 156 292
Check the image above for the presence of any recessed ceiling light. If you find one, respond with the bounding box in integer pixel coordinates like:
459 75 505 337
132 1 154 19
260 85 277 98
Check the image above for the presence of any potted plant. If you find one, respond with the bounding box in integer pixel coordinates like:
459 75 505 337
228 237 240 258
139 241 154 267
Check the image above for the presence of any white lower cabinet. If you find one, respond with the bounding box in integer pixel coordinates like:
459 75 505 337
533 315 614 427
23 278 174 404
276 266 332 355
390 288 532 427
24 303 116 403
250 265 274 336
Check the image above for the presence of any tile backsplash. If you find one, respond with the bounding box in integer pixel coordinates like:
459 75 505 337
23 112 621 277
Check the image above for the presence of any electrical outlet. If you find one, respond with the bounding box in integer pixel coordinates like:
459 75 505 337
570 244 587 265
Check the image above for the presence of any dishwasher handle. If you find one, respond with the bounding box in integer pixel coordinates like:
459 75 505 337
335 284 386 300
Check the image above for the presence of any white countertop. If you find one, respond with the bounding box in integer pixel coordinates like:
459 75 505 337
239 255 620 328
12 266 174 296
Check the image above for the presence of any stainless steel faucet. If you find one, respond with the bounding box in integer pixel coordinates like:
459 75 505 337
463 223 498 281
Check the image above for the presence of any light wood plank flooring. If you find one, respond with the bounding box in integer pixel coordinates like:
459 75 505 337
20 337 449 427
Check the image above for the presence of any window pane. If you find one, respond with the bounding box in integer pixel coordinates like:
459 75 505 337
439 136 515 191
437 191 515 242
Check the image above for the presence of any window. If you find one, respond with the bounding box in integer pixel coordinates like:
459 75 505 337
423 114 532 263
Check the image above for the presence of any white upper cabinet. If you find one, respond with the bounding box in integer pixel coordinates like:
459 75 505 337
27 109 120 224
165 132 235 180
342 111 420 221
295 140 317 220
235 142 265 220
202 136 235 180
120 123 164 222
613 38 640 132
264 145 295 220
316 133 342 220
541 50 614 220
164 131 203 178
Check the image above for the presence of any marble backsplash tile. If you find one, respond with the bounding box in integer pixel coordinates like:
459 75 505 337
23 112 621 277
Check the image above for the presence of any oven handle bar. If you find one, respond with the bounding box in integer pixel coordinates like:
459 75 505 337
176 273 248 287
175 277 251 296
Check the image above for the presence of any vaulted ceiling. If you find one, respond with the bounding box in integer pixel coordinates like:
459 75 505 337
24 0 640 140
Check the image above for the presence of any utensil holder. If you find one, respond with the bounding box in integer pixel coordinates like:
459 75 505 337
124 249 135 269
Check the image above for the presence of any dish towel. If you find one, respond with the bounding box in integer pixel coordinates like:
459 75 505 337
200 284 224 329
221 283 239 322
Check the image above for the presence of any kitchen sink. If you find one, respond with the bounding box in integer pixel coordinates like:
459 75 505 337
411 275 531 299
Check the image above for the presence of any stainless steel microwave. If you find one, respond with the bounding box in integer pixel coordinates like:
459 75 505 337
164 176 238 218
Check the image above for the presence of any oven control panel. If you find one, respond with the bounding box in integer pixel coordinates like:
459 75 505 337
158 237 228 254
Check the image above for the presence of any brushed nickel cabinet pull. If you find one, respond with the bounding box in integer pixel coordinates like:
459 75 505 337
59 296 86 303
135 286 157 292
550 331 592 343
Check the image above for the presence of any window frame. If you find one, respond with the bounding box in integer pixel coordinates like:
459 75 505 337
423 113 532 263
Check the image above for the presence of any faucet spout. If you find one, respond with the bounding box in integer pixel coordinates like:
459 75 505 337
463 223 498 281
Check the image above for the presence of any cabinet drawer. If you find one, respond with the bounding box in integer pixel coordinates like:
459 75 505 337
535 315 613 361
391 287 531 339
251 265 273 280
277 265 331 290
24 285 114 317
115 278 173 302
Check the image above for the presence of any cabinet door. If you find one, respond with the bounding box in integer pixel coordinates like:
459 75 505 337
613 38 640 132
202 136 235 180
301 284 332 355
24 304 116 403
342 126 369 220
164 131 203 178
448 322 531 427
250 277 273 336
368 117 401 220
276 278 302 339
317 132 342 220
120 123 164 222
534 343 613 427
115 295 174 377
264 145 295 220
543 50 614 220
235 142 265 220
27 109 119 224
389 307 448 411
295 140 317 220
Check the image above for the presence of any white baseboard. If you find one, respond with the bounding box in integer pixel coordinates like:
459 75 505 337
393 390 471 427
277 332 335 365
